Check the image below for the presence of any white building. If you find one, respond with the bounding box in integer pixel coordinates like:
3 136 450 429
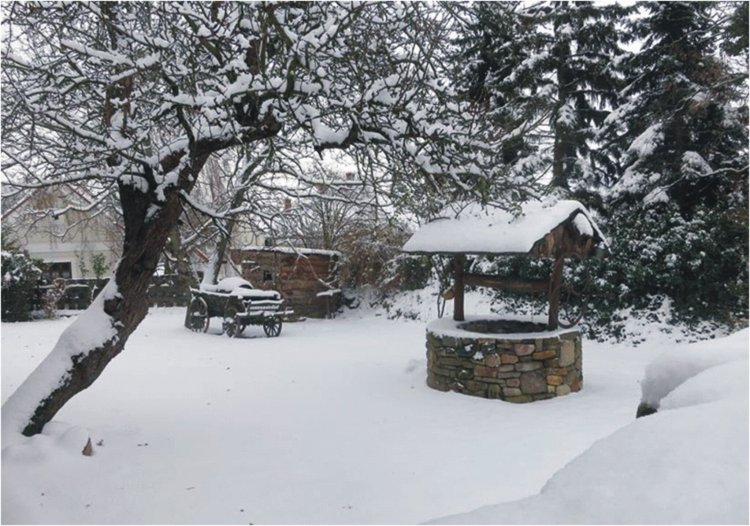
2 188 121 280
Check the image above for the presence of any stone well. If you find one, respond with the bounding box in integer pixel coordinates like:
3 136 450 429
425 316 582 402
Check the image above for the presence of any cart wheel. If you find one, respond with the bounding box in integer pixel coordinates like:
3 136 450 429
223 305 240 338
263 317 282 337
187 297 210 333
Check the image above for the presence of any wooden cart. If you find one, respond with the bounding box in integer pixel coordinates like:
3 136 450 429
184 278 292 338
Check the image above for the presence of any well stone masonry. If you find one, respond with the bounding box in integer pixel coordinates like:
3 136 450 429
426 325 582 402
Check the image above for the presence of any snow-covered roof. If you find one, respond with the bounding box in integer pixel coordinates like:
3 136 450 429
402 199 607 256
239 245 342 258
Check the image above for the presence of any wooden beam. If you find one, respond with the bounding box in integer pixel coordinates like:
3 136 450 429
547 255 564 330
464 273 548 295
453 254 465 321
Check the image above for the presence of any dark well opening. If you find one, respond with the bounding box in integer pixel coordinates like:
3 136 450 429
459 319 548 334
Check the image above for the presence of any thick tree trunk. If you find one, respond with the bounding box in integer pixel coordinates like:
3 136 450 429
2 154 209 439
551 18 573 191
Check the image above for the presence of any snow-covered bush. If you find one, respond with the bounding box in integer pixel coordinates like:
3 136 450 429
581 202 748 339
1 250 43 322
339 222 411 291
382 254 433 292
41 278 67 319
453 201 748 342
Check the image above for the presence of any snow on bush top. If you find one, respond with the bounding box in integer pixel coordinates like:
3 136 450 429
402 199 606 255
639 328 749 408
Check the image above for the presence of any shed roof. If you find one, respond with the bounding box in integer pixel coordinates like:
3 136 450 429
402 199 607 256
238 245 342 258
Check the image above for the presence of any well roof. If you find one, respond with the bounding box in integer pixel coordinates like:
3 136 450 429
402 199 607 256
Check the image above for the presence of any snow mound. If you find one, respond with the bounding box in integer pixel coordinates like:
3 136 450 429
639 329 748 408
430 329 749 524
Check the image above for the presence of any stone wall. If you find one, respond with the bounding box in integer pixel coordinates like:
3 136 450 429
426 325 582 402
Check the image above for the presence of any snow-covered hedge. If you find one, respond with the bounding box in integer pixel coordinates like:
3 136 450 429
1 251 42 322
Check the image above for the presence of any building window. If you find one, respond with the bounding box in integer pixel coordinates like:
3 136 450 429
263 270 273 282
47 262 72 280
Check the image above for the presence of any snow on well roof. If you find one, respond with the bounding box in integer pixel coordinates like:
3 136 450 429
402 199 607 255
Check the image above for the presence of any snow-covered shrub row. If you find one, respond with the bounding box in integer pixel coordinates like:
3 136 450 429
1 251 43 322
581 203 748 338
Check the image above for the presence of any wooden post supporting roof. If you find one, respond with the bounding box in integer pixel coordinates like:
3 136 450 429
547 255 564 330
453 254 465 322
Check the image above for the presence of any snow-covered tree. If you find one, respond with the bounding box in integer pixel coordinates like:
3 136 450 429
1 2 529 437
452 1 629 192
607 2 748 211
596 2 748 323
449 2 748 336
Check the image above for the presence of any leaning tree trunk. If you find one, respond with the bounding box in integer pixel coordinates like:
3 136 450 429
2 154 209 439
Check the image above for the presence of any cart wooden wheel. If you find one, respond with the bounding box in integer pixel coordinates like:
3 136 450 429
187 297 210 333
263 317 282 337
558 254 592 329
222 305 240 338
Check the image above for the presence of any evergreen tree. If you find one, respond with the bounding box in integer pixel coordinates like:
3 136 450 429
452 1 629 192
598 1 749 328
609 2 747 212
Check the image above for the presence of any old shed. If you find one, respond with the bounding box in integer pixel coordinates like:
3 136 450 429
230 245 342 319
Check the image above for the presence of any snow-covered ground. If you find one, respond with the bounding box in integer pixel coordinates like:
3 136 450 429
2 299 747 524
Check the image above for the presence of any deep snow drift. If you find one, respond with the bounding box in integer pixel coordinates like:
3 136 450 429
2 302 747 524
432 329 749 524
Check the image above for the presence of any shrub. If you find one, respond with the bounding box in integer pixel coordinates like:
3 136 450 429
41 278 67 319
1 250 43 322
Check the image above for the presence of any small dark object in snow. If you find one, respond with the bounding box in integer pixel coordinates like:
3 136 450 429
137 442 149 447
96 439 104 446
186 486 195 491
636 402 658 418
82 437 93 456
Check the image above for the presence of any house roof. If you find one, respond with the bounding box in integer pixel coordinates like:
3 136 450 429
402 199 608 256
